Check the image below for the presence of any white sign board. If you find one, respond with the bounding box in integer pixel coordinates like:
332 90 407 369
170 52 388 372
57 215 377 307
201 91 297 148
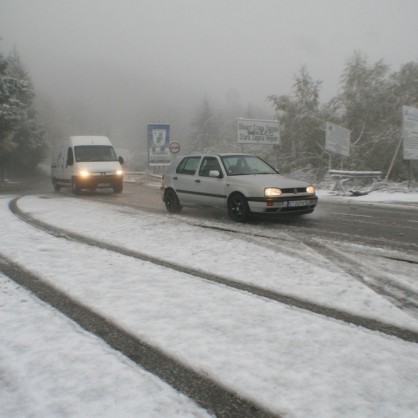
402 105 418 160
325 122 351 157
237 119 280 145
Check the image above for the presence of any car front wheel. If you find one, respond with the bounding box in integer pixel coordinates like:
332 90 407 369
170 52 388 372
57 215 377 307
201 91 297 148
164 189 182 213
228 193 251 222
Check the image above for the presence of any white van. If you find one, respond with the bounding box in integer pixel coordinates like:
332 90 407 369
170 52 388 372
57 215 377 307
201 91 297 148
51 136 124 194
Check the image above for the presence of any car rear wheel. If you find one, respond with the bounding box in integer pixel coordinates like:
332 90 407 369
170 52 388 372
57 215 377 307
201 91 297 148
164 189 182 213
228 193 251 222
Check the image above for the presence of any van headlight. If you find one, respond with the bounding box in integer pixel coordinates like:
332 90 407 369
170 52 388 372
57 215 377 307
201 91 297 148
265 187 282 197
306 185 315 194
116 170 123 176
79 170 90 178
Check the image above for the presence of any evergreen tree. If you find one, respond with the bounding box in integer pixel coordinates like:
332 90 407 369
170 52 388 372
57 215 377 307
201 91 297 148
0 49 20 180
0 47 46 179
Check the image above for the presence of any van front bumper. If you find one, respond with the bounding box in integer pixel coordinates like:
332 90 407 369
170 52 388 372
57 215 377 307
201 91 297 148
75 174 123 189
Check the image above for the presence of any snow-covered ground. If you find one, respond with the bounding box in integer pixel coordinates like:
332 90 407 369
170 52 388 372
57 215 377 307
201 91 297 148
318 187 418 206
1 188 418 417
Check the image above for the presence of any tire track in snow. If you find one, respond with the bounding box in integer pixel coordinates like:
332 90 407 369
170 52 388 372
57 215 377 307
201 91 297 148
303 240 418 316
9 196 418 344
194 222 418 319
0 254 276 418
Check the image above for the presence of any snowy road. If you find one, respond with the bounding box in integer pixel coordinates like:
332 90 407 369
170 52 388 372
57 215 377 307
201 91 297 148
1 185 418 417
78 180 418 252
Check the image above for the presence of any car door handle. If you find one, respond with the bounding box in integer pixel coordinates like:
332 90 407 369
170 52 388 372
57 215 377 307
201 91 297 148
195 179 200 183
173 176 178 180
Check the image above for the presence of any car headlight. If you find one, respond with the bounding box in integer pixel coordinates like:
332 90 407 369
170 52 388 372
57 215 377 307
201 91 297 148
265 187 282 197
79 170 90 178
116 170 123 176
306 185 315 194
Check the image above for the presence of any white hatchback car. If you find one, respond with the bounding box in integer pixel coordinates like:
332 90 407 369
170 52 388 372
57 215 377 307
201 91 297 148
161 153 318 222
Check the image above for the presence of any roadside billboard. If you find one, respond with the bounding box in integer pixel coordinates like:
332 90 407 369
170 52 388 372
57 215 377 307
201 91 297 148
325 122 351 157
147 124 171 166
402 105 418 160
237 119 280 145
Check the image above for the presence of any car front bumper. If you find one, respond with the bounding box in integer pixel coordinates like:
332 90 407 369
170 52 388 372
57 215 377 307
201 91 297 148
248 195 318 214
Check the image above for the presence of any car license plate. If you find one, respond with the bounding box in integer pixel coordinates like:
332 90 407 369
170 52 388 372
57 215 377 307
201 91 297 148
98 183 111 187
288 200 308 207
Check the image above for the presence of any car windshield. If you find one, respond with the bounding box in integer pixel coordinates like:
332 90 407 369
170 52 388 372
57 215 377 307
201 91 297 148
74 146 118 162
220 155 277 176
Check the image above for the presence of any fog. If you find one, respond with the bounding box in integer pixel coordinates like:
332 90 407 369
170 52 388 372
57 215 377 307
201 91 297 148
1 0 418 151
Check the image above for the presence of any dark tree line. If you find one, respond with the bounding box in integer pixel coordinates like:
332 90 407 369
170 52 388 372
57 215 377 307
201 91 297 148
0 46 46 181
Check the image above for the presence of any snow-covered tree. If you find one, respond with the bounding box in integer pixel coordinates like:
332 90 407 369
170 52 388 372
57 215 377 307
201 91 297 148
0 47 47 179
268 66 326 177
331 52 400 176
0 49 19 179
327 52 418 180
390 61 418 110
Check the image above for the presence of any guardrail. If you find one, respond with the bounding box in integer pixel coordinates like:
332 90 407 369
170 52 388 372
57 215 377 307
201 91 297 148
123 171 162 183
328 170 382 194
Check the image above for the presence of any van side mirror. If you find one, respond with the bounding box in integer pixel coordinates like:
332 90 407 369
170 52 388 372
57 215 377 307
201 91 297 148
118 156 124 165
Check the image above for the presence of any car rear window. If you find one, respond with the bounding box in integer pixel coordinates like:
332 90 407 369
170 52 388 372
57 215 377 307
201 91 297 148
176 156 201 175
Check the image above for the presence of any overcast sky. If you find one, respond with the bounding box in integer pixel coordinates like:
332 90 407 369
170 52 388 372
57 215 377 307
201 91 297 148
1 0 418 144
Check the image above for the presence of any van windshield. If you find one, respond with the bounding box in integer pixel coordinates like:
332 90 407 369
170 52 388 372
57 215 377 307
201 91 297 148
74 146 118 162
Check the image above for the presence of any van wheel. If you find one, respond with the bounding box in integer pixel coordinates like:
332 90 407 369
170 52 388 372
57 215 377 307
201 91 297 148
71 178 80 195
164 189 182 213
228 193 251 222
113 184 123 193
53 178 61 192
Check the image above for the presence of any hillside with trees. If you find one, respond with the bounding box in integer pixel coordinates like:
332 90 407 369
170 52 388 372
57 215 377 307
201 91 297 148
267 52 418 182
188 52 418 183
1 43 417 184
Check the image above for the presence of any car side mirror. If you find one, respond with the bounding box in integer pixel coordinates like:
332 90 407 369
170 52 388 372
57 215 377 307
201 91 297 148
118 156 124 165
209 170 223 178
